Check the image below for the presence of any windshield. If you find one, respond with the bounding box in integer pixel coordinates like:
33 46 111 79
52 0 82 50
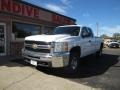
52 26 80 36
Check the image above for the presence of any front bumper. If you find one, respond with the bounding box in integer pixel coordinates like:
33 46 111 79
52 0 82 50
22 49 70 68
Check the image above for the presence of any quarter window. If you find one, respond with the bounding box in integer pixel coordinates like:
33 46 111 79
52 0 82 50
87 28 93 37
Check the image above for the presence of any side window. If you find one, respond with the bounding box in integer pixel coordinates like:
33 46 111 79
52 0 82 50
87 28 93 37
81 27 89 38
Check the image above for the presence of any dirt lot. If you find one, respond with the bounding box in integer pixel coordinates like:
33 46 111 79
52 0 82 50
0 48 120 90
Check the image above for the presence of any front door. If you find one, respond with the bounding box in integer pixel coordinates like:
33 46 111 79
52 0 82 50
0 23 6 56
80 27 91 56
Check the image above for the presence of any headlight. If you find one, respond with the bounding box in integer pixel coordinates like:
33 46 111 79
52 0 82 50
54 42 68 53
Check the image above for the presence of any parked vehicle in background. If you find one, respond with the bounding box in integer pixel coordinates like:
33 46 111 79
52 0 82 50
22 25 103 73
118 40 120 44
108 42 119 48
104 40 112 46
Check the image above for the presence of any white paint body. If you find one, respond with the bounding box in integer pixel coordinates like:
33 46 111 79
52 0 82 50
22 25 103 67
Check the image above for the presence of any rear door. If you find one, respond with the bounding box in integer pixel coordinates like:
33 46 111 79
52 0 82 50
86 27 96 53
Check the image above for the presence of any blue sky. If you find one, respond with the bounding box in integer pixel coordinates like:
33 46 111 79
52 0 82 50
23 0 120 36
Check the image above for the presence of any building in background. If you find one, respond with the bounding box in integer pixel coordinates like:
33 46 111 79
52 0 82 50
0 0 76 56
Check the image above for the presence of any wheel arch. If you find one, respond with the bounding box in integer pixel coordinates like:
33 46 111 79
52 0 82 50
100 42 104 49
70 46 81 57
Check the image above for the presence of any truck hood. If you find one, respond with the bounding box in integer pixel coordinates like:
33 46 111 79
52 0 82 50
25 34 71 42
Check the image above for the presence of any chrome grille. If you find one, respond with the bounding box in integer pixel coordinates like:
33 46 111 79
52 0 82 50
24 40 51 53
25 41 51 45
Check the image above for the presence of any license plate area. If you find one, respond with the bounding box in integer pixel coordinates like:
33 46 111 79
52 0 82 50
30 60 37 66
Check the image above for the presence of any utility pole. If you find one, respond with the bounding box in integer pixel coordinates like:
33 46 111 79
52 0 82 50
96 22 99 37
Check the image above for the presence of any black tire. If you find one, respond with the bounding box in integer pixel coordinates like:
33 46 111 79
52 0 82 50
96 45 103 58
116 45 119 48
65 52 79 74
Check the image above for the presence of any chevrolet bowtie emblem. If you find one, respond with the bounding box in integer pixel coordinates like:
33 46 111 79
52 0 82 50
32 44 38 49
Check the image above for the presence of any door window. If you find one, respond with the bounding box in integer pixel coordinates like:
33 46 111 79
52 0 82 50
81 27 90 38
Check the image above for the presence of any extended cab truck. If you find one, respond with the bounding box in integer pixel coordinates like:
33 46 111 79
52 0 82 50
22 25 103 73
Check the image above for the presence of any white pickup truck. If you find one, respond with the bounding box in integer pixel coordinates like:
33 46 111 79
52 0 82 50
22 25 103 73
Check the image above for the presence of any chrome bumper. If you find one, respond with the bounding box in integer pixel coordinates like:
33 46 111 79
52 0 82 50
22 49 70 68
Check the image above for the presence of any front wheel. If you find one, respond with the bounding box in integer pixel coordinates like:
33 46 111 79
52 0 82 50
65 53 79 74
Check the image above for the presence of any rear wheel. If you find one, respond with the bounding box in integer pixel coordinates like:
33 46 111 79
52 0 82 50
96 45 103 58
116 45 119 48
